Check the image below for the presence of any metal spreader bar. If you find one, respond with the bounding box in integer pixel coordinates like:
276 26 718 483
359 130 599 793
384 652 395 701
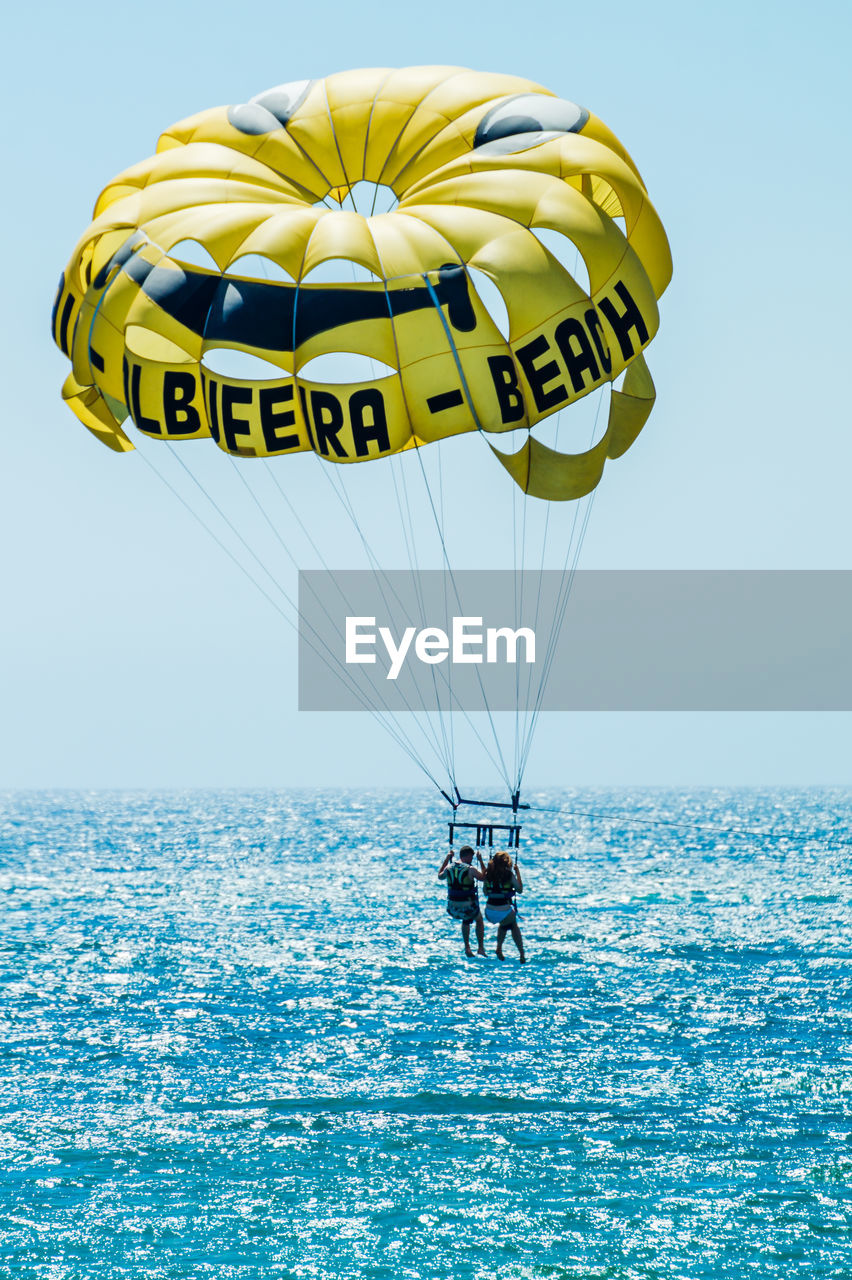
448 820 522 850
443 788 525 850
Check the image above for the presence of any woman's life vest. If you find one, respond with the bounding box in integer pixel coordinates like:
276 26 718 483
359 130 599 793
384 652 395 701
484 867 515 908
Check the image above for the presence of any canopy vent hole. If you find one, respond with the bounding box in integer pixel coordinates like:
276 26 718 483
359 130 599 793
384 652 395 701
201 348 291 380
226 255 296 282
297 352 397 383
348 181 398 216
300 258 383 285
313 181 398 217
530 227 591 297
468 268 511 340
167 240 220 271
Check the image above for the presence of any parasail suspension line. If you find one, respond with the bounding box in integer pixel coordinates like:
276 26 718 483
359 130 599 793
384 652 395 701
515 387 606 789
410 441 514 791
315 458 458 789
389 453 456 786
138 440 452 793
516 487 596 788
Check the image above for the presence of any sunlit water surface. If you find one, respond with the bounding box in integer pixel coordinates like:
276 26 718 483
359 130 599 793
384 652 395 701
1 788 850 1278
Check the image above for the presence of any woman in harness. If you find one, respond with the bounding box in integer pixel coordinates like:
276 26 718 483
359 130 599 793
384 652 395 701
438 845 486 958
483 850 526 963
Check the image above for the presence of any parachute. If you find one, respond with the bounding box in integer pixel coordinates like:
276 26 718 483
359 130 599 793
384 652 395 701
52 67 671 826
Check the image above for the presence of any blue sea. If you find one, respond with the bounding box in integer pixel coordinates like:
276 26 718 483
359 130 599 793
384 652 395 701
1 788 850 1278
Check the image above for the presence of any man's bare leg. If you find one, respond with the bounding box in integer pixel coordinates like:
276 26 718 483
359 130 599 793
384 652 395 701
475 913 486 956
462 919 474 957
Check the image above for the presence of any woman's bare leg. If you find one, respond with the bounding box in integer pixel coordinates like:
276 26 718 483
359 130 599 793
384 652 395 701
509 918 526 962
495 923 508 959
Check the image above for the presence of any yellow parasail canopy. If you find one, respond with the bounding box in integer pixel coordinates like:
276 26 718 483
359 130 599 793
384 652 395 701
52 67 671 500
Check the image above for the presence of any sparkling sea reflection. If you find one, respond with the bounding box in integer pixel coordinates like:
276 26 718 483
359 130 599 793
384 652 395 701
1 788 850 1278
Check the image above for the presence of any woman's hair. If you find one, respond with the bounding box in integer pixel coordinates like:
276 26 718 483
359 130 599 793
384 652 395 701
485 849 514 888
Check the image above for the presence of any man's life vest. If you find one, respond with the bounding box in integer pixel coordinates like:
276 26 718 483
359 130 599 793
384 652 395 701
446 862 478 904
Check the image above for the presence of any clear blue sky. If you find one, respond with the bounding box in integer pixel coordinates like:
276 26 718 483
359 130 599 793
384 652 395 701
3 0 851 788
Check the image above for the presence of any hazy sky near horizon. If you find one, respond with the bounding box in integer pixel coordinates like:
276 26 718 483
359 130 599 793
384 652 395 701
3 0 851 789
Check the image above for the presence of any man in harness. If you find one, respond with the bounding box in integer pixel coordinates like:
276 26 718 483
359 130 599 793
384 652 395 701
438 845 486 958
